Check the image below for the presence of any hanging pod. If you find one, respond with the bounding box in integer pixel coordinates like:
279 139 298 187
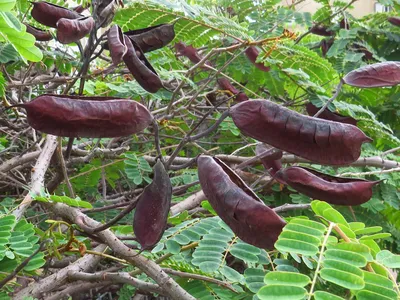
197 155 286 249
25 23 53 41
306 103 358 126
107 25 127 65
343 62 400 88
388 17 400 27
133 160 172 250
244 46 270 72
274 166 381 206
230 99 372 165
56 17 95 44
30 1 81 28
125 23 176 53
175 42 212 66
217 78 249 102
123 36 163 93
309 25 334 36
9 94 153 138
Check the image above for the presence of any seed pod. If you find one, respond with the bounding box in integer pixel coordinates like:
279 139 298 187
230 99 372 165
12 94 153 138
340 19 350 30
97 0 117 28
388 17 400 27
174 42 212 67
245 46 270 72
56 17 95 44
320 38 334 57
30 1 81 28
107 25 127 65
25 23 52 41
310 25 334 36
274 166 381 206
133 160 172 249
306 103 358 126
197 155 286 249
255 143 282 175
217 78 249 102
343 62 400 88
123 36 163 93
125 23 176 53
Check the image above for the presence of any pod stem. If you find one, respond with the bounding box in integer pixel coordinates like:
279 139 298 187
313 79 344 118
85 194 141 233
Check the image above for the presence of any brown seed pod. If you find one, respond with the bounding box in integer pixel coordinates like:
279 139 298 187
197 155 286 249
340 19 350 30
230 99 372 165
388 17 400 27
97 0 117 28
125 23 176 53
174 42 212 67
25 23 52 41
56 17 95 44
133 160 172 250
343 62 400 88
306 103 358 126
217 78 249 102
244 46 270 72
255 143 282 175
123 36 163 93
11 94 153 138
274 166 381 206
320 38 334 57
310 25 334 37
107 25 127 65
30 1 81 28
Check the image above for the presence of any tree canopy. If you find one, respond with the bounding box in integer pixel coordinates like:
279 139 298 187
1 0 400 299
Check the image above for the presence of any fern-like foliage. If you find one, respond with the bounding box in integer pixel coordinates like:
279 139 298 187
114 0 250 47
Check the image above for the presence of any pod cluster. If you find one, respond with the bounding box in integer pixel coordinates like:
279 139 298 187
107 23 176 93
30 1 94 44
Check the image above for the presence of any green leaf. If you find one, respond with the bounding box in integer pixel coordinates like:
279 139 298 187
264 271 310 287
320 268 364 290
376 250 400 268
245 268 265 293
0 0 15 11
314 291 345 300
324 249 367 267
275 238 319 256
257 285 307 300
24 252 45 271
35 195 93 209
354 226 382 235
356 291 393 300
359 233 391 241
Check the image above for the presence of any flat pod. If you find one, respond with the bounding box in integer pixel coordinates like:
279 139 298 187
15 94 153 138
310 25 334 36
133 160 172 249
31 1 81 28
197 155 286 249
25 23 52 41
388 17 400 27
343 62 400 88
255 143 282 175
306 103 358 126
56 17 95 44
107 25 127 65
320 38 334 57
245 47 270 72
125 23 176 53
274 166 381 206
217 78 249 102
230 100 372 165
123 36 163 93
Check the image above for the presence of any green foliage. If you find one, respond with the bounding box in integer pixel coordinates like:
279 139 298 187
124 152 153 185
0 215 45 291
